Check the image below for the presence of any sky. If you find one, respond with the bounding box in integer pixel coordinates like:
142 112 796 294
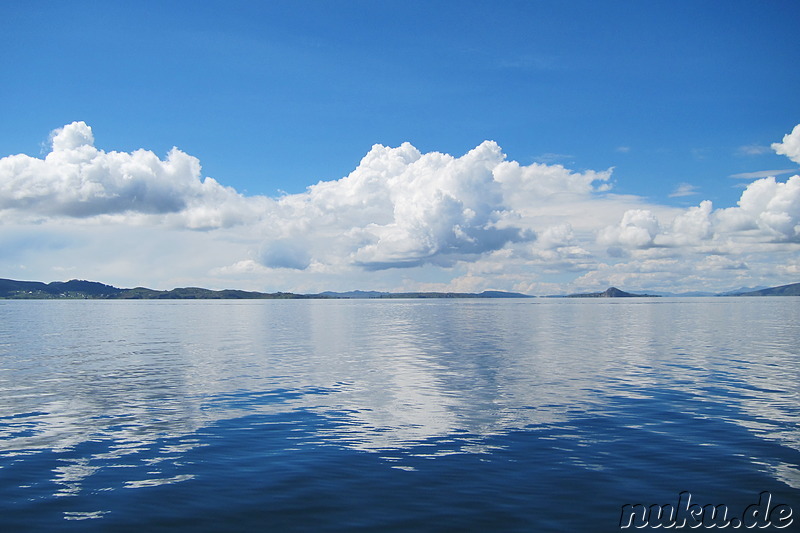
1 1 799 295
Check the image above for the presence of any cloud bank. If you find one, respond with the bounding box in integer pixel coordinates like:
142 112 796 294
1 122 799 293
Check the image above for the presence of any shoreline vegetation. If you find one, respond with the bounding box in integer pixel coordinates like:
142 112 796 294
1 278 798 300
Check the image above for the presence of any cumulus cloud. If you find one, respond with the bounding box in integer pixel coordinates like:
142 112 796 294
536 224 575 250
50 121 95 151
597 209 661 248
717 175 800 242
667 200 714 244
601 174 799 251
697 255 748 271
772 124 800 164
0 121 268 228
261 140 612 271
180 118 800 292
494 159 612 205
598 122 800 252
6 124 610 274
3 121 800 294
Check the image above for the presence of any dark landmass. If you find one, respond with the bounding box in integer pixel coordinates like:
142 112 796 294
716 285 770 296
317 290 387 299
114 287 311 299
2 278 798 300
0 278 124 299
0 278 531 300
0 278 312 300
730 282 800 296
563 287 660 298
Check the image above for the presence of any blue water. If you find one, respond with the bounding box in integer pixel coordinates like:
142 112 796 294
0 298 798 531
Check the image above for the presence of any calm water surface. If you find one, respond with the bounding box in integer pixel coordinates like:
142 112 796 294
0 298 798 531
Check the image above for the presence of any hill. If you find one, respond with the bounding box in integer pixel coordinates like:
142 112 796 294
0 278 123 299
732 282 800 296
316 290 388 299
564 287 660 298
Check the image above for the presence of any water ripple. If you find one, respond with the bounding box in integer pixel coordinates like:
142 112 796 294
0 298 798 531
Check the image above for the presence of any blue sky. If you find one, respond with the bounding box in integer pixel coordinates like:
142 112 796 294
1 1 799 294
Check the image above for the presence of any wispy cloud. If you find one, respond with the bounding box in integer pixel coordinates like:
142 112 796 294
729 169 798 179
533 153 573 164
737 144 772 156
615 146 631 153
668 183 699 197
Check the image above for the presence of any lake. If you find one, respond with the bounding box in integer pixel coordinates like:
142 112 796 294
0 298 798 531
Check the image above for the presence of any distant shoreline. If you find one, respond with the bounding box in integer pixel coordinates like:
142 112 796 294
1 278 798 300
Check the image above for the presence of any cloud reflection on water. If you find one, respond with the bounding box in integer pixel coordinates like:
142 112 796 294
0 298 798 496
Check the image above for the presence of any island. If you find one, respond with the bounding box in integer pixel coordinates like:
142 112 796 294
564 287 660 298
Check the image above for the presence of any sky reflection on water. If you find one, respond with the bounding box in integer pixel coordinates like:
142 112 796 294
0 298 798 528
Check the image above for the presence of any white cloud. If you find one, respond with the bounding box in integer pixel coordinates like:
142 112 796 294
737 144 772 156
717 175 800 242
729 169 798 180
669 183 699 197
494 159 612 203
696 255 748 271
0 121 269 228
597 209 661 248
600 166 800 252
536 224 575 250
260 140 616 272
50 121 95 151
772 124 800 164
264 141 530 271
666 200 714 244
2 121 800 295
